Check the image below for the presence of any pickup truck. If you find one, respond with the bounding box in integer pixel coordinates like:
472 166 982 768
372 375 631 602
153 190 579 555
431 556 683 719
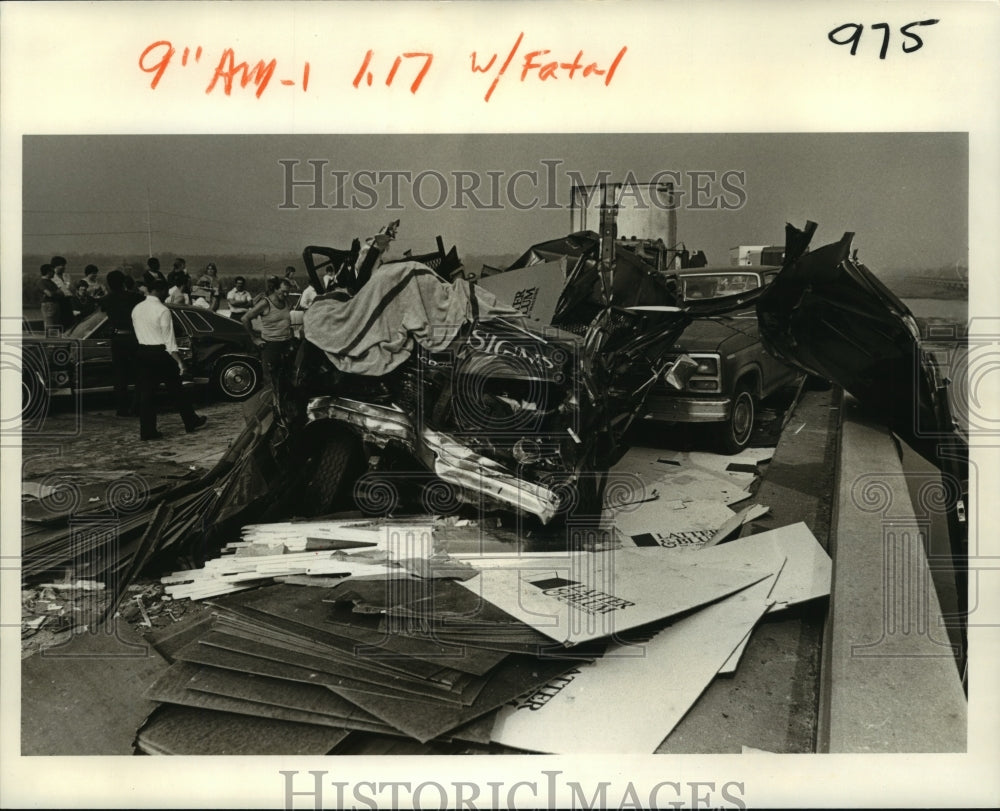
644 266 802 453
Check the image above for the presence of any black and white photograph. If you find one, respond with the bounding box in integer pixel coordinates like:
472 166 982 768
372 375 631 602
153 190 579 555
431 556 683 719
2 3 998 810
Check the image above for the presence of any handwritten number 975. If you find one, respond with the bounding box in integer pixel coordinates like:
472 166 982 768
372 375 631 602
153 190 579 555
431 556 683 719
828 19 939 59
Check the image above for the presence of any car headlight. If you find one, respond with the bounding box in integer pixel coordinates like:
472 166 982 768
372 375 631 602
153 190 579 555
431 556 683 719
695 357 718 376
686 353 721 393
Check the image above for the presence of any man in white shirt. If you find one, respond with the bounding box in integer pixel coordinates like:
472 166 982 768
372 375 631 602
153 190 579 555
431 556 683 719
226 275 253 320
297 281 318 310
131 279 207 440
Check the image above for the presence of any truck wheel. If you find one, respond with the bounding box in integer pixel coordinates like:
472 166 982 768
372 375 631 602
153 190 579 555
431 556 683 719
713 382 756 454
300 427 365 517
214 357 260 401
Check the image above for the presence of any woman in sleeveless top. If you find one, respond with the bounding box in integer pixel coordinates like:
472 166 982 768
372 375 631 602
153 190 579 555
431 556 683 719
242 275 294 392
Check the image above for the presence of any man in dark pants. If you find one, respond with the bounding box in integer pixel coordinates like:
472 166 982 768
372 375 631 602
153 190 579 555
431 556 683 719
131 278 207 440
100 270 144 416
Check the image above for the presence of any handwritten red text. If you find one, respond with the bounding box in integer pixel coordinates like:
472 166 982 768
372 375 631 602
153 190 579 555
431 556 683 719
471 34 627 102
139 40 310 97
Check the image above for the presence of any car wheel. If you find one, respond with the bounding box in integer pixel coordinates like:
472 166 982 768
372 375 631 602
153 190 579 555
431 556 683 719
214 357 259 401
713 381 756 454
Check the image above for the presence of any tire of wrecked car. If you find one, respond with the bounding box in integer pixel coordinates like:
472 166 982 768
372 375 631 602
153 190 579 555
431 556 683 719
301 426 367 518
214 356 261 401
713 381 756 455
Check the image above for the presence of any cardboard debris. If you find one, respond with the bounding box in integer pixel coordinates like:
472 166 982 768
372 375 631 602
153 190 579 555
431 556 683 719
490 577 776 753
186 663 394 734
615 497 735 539
703 523 831 674
705 503 772 546
476 259 567 325
606 445 771 543
459 546 781 645
23 412 823 756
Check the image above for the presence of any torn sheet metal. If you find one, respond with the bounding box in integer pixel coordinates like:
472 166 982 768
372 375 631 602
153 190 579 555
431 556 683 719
756 221 966 468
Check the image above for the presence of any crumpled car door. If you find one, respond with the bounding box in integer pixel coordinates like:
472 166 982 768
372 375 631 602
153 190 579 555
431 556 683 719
756 221 965 471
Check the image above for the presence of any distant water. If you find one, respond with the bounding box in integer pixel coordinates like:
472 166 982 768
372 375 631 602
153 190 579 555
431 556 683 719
902 298 967 323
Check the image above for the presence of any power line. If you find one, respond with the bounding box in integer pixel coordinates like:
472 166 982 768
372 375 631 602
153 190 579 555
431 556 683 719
155 229 293 253
23 230 149 236
23 209 148 215
25 206 332 242
149 208 328 241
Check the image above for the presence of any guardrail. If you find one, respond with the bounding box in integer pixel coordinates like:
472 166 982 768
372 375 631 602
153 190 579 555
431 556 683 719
817 395 966 752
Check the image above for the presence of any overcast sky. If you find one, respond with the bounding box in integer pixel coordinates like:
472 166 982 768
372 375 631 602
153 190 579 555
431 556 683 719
22 133 966 271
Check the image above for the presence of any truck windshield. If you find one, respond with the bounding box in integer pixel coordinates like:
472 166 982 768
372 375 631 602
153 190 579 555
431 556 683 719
682 273 761 300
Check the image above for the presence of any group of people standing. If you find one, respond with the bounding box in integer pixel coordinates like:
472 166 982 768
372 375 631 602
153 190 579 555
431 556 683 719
38 257 108 329
37 256 230 331
145 257 224 311
34 256 319 438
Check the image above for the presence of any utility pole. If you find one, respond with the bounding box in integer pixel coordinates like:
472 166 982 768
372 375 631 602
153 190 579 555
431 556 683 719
145 185 153 257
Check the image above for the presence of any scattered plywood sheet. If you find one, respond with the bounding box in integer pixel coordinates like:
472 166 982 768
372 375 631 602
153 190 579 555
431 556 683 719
161 553 402 599
238 520 435 559
196 629 481 704
222 583 508 677
329 653 586 743
647 468 755 505
703 522 830 675
719 629 754 675
21 620 167 755
758 523 832 609
489 577 776 753
144 660 377 731
705 504 772 547
612 445 767 506
135 704 349 755
659 447 775 470
186 663 391 733
689 522 830 610
459 547 778 645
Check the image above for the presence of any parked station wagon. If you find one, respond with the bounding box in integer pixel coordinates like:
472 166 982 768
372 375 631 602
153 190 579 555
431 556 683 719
22 305 263 414
644 266 802 453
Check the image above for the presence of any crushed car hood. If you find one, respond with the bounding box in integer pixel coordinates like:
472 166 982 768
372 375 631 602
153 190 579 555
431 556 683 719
756 221 965 469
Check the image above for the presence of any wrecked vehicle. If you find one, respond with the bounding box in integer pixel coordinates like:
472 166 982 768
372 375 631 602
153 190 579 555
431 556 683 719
756 220 969 647
756 221 967 474
644 265 802 453
261 211 769 526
